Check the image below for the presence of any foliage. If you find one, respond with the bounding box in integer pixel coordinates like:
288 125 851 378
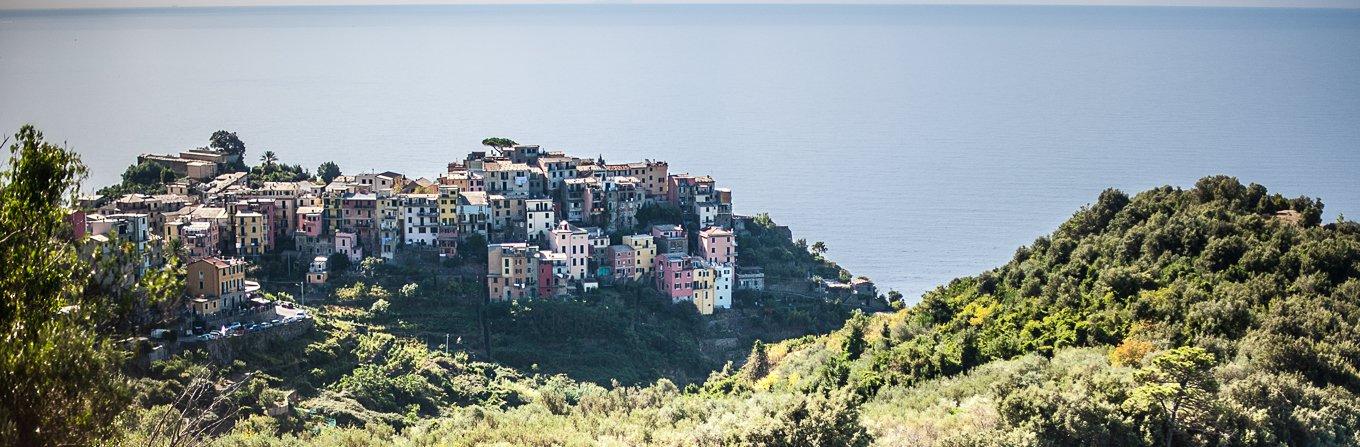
634 202 684 231
480 137 517 153
316 161 341 184
209 130 248 171
1125 347 1219 446
369 299 390 315
96 161 181 198
327 253 350 273
246 161 310 188
742 176 1360 446
0 125 130 446
738 213 849 283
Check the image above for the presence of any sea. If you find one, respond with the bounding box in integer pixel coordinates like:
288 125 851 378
2 4 1358 301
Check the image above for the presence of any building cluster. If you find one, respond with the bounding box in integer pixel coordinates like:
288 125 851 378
472 145 758 315
75 143 763 319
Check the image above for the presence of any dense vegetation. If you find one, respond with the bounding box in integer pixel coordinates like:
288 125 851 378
738 212 851 285
97 160 183 197
720 176 1360 445
5 121 1358 446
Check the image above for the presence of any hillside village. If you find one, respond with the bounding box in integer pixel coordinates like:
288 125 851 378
75 137 878 347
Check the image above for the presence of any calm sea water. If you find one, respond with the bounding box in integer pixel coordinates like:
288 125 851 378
2 5 1358 300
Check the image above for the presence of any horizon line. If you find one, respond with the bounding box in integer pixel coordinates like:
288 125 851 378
3 0 1359 13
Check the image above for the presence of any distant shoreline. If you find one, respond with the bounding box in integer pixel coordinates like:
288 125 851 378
3 1 1358 15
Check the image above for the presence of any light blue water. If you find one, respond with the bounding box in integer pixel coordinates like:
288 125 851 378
2 5 1358 300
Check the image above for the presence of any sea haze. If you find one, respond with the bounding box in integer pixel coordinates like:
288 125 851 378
2 5 1358 300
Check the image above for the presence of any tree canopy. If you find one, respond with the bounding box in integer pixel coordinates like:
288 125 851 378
317 161 341 184
0 125 127 446
481 137 517 154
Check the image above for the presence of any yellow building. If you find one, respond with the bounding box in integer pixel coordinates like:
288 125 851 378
437 185 460 227
186 257 248 316
622 234 656 280
234 211 266 256
692 265 716 315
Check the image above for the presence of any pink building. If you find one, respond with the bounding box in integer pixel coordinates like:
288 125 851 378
298 206 323 237
335 231 362 262
549 221 590 280
699 227 736 265
535 250 569 298
653 253 694 303
66 209 86 240
182 221 220 261
606 244 636 281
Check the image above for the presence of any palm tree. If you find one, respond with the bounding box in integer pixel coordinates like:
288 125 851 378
260 150 277 167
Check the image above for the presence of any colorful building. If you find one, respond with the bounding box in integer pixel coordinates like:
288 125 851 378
233 211 267 256
549 221 590 280
335 231 362 262
457 191 489 237
186 257 248 316
487 242 539 302
525 198 555 242
692 264 716 315
535 250 570 298
605 245 636 282
307 256 329 284
401 193 440 246
621 234 656 280
653 253 694 304
437 185 461 257
699 227 737 265
651 224 687 255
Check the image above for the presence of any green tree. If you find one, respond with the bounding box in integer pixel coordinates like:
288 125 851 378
843 310 867 360
0 125 130 446
121 161 179 188
481 137 517 155
811 241 828 257
317 161 342 184
209 130 246 157
1126 347 1219 447
209 130 247 171
328 253 351 273
370 299 390 315
742 340 771 380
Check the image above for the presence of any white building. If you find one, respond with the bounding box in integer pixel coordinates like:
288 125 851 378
525 198 555 241
713 262 733 310
401 193 440 246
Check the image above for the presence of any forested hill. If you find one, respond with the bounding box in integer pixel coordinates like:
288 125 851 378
884 175 1353 386
729 175 1360 445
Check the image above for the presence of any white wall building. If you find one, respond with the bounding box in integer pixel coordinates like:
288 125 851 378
401 193 440 246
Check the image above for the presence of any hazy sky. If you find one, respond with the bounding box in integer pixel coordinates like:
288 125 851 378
2 0 1358 10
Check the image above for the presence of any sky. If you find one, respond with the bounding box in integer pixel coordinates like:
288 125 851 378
1 0 1358 10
